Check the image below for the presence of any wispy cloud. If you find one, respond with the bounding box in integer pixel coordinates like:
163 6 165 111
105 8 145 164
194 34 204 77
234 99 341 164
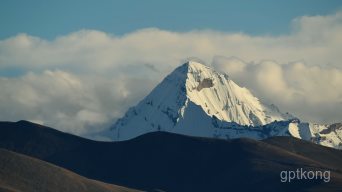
0 11 341 136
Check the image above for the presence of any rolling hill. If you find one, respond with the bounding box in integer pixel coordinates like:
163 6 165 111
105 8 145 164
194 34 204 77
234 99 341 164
0 148 139 192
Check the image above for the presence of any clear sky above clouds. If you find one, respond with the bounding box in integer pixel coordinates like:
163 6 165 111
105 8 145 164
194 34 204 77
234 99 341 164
0 0 341 39
0 0 341 137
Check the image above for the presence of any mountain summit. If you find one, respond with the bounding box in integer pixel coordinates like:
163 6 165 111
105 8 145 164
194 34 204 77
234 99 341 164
111 61 293 141
110 61 341 149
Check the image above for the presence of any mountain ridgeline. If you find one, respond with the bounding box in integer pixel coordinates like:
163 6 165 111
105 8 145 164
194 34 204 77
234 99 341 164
0 121 342 192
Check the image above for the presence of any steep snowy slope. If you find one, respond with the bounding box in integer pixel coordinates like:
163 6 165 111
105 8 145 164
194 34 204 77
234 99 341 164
184 61 293 125
111 61 293 141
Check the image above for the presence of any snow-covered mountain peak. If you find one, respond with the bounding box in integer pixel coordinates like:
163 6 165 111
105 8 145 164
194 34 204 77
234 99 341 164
108 61 342 149
110 61 293 141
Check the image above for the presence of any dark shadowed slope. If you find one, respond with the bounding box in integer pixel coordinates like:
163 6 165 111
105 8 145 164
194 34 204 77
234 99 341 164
1 121 342 192
0 120 90 158
0 148 140 192
264 136 342 169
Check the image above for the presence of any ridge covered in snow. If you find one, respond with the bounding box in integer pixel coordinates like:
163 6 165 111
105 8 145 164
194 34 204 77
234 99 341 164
110 61 342 149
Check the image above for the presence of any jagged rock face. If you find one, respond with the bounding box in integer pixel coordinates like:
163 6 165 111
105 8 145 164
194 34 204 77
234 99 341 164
196 78 214 91
315 123 342 149
110 61 293 141
320 123 342 134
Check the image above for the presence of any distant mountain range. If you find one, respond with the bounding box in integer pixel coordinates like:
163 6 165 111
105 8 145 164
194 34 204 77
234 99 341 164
110 61 342 149
1 120 342 192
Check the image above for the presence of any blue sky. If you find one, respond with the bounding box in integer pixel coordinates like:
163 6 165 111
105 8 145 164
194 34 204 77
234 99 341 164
0 0 341 39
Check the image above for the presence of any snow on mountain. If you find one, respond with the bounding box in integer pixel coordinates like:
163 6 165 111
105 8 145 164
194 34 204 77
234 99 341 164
185 61 294 125
110 61 342 149
289 122 342 149
111 61 292 139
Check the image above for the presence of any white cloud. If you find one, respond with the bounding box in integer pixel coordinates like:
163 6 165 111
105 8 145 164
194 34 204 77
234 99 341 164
0 11 341 136
0 70 104 134
0 69 159 136
1 11 342 71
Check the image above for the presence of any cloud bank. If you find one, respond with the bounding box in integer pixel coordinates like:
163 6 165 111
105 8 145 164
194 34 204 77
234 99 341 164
0 11 341 136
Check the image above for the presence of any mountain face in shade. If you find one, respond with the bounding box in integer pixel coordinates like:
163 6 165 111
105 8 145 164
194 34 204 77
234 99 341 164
111 61 293 141
1 121 342 192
